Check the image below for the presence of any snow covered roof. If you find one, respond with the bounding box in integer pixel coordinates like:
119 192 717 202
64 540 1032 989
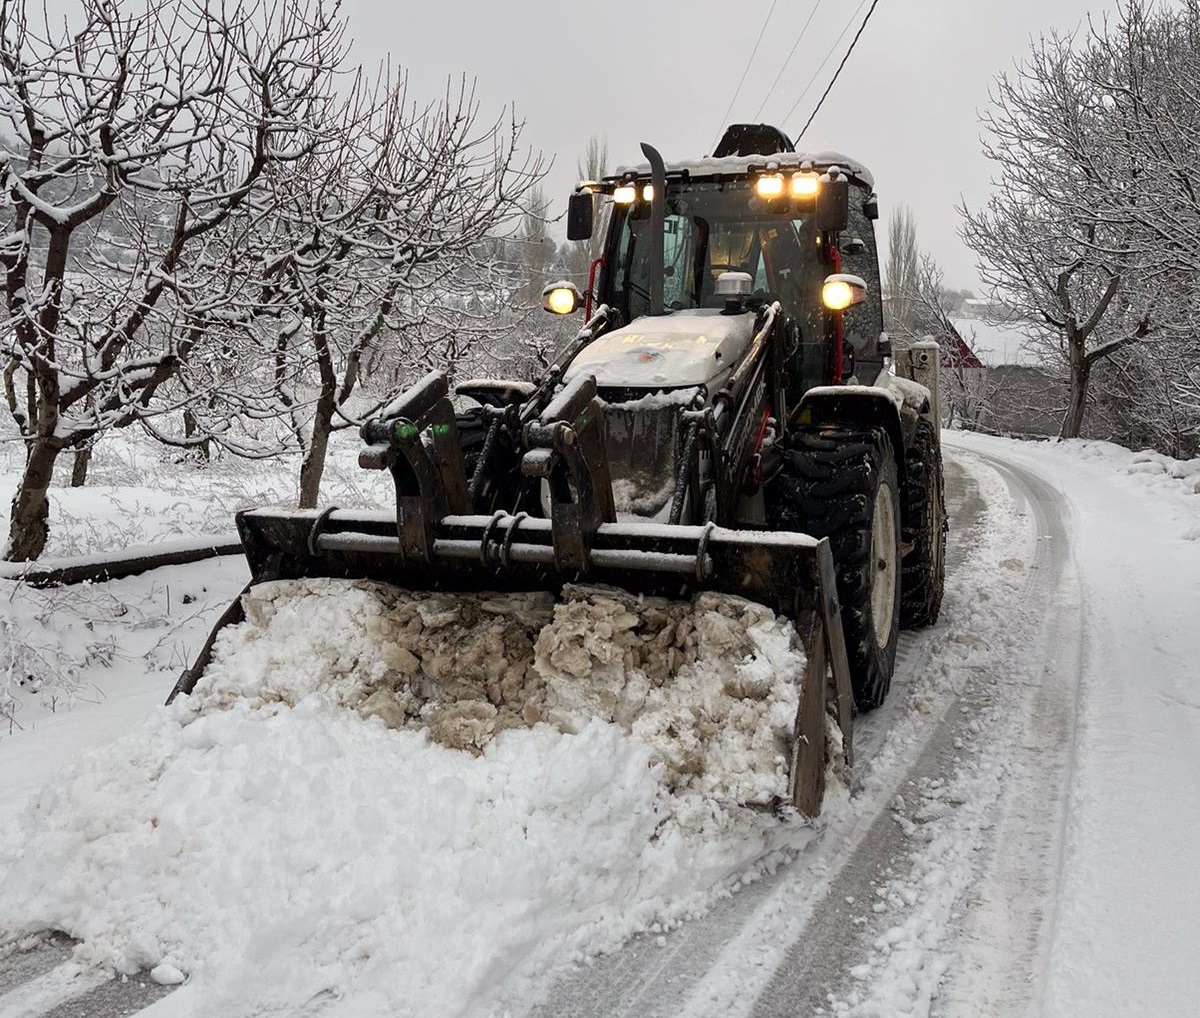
945 325 983 370
609 151 875 191
951 318 1042 368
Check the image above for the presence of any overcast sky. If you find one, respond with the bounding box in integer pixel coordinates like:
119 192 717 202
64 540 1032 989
345 0 1111 291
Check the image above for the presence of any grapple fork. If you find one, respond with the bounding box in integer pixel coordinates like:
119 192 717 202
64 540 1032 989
170 369 854 816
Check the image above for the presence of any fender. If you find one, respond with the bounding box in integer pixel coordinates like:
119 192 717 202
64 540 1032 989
794 372 935 483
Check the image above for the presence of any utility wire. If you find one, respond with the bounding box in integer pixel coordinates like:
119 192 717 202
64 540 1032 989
751 0 826 122
712 0 781 152
792 0 884 140
779 0 868 129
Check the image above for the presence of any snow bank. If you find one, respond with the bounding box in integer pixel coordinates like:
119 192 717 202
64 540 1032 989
0 580 810 1017
977 437 1200 539
1050 439 1200 493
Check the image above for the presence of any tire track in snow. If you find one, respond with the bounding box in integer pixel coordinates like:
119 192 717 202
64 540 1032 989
928 445 1084 1017
526 454 1009 1018
0 935 71 998
776 442 1075 1017
738 447 1058 1017
0 938 174 1018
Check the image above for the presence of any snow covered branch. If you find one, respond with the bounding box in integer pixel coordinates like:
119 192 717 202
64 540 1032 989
961 1 1200 445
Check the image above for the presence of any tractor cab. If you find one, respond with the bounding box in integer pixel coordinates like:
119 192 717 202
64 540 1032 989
551 125 886 400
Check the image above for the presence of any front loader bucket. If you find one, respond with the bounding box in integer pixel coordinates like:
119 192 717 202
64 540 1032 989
170 371 855 816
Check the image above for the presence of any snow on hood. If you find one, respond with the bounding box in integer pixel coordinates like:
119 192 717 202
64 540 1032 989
564 309 756 389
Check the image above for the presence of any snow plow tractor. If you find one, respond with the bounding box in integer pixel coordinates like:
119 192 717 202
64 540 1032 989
171 124 946 818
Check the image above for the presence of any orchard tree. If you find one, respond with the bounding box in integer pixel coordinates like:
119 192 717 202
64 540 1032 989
0 0 337 560
255 73 545 507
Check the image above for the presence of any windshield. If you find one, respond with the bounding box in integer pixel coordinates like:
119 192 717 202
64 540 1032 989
605 179 824 322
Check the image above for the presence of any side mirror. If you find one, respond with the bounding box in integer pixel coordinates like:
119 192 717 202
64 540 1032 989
822 273 867 311
567 191 594 241
542 280 583 315
814 178 850 234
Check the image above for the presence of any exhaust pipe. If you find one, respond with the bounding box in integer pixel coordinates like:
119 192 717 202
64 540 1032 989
640 142 667 317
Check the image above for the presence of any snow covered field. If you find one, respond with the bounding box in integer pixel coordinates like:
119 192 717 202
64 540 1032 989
0 431 392 562
0 432 1198 1017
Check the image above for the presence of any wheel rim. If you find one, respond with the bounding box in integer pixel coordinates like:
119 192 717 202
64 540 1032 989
870 482 898 646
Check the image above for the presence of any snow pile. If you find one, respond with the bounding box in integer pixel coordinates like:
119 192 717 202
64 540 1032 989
0 580 809 1017
535 586 801 804
195 579 802 804
1122 448 1200 495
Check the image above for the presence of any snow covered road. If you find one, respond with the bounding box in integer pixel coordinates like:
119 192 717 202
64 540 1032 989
526 450 1017 1018
947 433 1200 1018
1 433 1198 1017
510 435 1200 1018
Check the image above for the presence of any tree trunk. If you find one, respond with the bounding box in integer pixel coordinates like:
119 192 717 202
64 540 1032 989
298 402 333 509
70 445 91 487
7 437 63 561
299 307 337 510
183 409 211 461
1060 339 1091 439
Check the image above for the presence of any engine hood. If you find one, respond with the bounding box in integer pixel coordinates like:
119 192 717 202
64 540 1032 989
563 309 756 389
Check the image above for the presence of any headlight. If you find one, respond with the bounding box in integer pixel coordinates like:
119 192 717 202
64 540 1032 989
542 281 582 315
613 184 637 204
755 173 786 198
822 274 868 311
791 173 820 198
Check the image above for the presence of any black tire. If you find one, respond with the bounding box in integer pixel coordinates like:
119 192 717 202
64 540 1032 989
457 408 522 514
900 418 947 629
766 426 901 712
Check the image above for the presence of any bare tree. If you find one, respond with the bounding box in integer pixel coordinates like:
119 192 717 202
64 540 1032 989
961 12 1198 440
1076 0 1200 454
256 73 544 507
0 0 338 559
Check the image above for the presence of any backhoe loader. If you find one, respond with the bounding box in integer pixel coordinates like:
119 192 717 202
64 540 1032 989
171 124 947 817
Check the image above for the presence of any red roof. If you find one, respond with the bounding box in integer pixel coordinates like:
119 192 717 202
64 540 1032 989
944 323 983 369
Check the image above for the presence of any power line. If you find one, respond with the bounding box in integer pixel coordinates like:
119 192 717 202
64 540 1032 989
751 0 826 122
779 0 868 129
793 0 884 140
711 0 781 151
